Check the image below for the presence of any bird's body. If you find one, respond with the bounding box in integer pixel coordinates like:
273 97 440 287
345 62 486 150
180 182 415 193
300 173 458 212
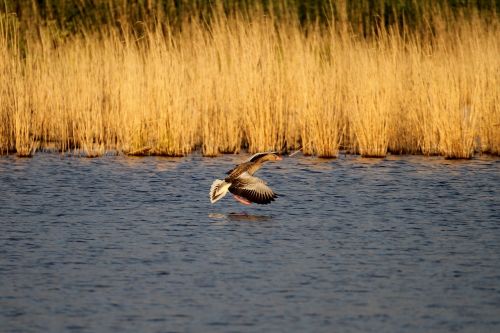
210 152 282 205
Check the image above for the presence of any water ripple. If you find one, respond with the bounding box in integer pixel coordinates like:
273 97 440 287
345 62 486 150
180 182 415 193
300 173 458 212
0 154 499 332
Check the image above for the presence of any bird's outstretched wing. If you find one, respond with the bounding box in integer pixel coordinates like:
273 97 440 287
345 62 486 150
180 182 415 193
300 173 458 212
246 151 279 162
229 172 278 204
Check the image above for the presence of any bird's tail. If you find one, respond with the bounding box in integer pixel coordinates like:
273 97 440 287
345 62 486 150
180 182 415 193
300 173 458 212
210 179 231 204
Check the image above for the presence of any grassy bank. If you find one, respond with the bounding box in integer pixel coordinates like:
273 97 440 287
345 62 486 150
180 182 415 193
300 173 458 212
0 2 499 158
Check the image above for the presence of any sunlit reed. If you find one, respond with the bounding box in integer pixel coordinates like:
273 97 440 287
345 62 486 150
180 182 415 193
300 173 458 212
0 7 498 158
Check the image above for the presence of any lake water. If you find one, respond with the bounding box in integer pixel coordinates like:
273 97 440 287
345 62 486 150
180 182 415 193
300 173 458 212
1 153 499 333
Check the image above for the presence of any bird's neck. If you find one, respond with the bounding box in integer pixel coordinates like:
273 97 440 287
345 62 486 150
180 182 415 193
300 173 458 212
247 161 265 175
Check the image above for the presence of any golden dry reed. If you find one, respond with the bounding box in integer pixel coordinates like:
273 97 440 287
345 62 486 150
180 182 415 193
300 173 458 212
0 8 499 158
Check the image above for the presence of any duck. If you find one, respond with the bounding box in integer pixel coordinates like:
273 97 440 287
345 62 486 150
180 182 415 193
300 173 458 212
209 152 282 205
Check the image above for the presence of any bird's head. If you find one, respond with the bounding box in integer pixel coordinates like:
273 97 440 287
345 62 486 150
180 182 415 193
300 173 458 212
262 152 282 162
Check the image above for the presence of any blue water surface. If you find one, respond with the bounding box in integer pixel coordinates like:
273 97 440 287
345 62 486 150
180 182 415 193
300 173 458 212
0 153 499 333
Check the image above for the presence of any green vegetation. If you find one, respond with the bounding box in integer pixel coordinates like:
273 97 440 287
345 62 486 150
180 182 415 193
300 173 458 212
3 0 498 35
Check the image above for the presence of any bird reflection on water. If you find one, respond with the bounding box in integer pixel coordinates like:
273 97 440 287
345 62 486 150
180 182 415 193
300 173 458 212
208 212 272 223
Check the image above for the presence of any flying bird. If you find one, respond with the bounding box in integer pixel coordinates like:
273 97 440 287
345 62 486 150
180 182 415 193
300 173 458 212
209 152 282 205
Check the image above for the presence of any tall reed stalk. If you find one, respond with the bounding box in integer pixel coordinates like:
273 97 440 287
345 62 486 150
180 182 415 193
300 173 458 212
0 5 498 158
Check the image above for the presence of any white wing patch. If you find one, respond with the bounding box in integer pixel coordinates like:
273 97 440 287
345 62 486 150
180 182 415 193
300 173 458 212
210 179 231 203
239 173 273 193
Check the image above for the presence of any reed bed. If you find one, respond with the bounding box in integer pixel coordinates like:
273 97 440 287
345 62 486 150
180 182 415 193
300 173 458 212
0 5 498 158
